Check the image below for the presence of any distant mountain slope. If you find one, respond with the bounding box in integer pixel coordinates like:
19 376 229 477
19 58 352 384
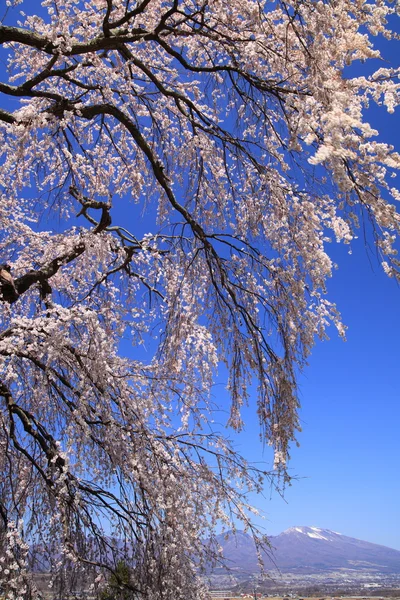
214 526 400 574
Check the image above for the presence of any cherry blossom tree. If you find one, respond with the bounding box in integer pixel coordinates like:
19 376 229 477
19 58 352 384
0 0 399 598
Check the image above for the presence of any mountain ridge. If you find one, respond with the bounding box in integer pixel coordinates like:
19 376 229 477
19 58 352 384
214 526 400 575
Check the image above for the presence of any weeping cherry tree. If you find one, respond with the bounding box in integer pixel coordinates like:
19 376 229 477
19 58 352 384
0 0 399 598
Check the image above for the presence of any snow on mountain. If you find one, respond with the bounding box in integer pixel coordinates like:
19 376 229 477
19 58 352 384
213 527 400 575
285 526 339 541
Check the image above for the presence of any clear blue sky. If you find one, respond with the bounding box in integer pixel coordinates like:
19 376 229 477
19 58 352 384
232 237 400 551
231 35 400 549
233 18 400 551
202 15 400 552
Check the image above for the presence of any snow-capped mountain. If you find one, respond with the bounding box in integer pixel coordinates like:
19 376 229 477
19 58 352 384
213 526 400 574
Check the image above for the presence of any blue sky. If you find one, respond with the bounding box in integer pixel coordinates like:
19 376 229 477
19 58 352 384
239 24 400 552
201 20 400 551
220 14 400 552
233 237 400 550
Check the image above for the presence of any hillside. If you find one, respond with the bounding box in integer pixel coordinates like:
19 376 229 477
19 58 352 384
214 526 400 575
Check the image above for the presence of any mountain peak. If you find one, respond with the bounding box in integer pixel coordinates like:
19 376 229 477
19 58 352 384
282 526 342 541
214 526 400 576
